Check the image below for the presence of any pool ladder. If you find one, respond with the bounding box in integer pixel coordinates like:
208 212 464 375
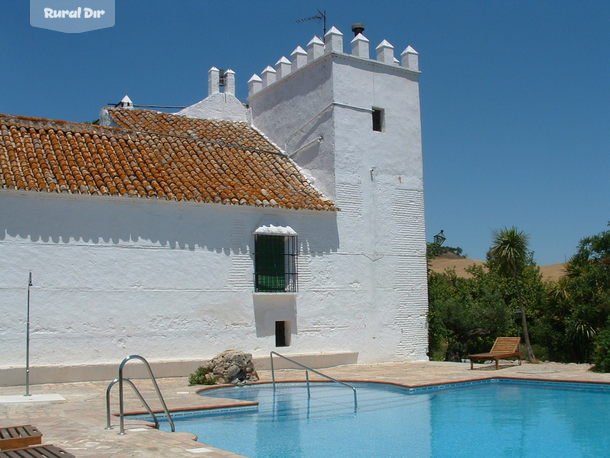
105 354 175 435
270 351 357 409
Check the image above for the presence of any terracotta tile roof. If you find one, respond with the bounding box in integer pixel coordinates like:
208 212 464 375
0 111 335 211
107 108 272 151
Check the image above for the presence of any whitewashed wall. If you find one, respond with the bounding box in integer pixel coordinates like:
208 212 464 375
0 185 424 376
250 51 429 361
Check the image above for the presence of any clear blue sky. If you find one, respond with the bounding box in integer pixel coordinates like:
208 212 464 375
1 0 608 265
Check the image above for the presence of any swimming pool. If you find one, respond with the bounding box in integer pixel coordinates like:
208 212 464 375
151 379 610 457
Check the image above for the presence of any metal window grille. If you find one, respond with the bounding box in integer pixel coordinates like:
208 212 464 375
254 235 298 292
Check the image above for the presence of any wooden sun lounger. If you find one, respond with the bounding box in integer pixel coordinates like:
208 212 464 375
468 337 522 369
0 426 42 451
0 444 74 457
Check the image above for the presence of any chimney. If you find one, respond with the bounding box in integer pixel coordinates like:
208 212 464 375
224 69 235 95
118 94 133 108
351 23 365 37
208 67 220 95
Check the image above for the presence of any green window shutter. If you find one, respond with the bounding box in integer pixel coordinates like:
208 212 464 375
255 236 286 292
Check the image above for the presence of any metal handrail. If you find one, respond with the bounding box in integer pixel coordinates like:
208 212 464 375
105 377 159 430
269 351 357 409
117 355 175 434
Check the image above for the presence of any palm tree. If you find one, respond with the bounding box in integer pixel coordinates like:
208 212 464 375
488 227 537 362
488 227 529 277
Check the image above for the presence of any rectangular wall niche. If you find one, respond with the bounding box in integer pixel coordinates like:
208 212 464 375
372 107 384 132
275 321 291 347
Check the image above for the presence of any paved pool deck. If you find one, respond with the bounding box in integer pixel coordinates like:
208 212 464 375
1 361 608 457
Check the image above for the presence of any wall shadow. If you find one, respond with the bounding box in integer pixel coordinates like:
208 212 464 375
0 192 339 256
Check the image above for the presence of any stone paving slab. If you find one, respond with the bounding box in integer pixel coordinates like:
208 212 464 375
0 361 608 456
0 393 65 403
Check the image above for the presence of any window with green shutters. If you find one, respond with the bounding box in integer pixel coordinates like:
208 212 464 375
254 235 298 292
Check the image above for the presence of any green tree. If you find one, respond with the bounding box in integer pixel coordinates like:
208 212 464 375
487 227 537 361
542 228 610 362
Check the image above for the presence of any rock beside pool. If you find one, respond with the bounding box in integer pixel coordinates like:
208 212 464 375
203 350 259 384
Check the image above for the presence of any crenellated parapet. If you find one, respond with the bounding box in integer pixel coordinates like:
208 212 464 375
290 46 307 72
248 25 420 98
351 33 369 58
275 56 291 79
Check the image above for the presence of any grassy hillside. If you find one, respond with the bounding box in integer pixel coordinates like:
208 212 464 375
429 253 566 282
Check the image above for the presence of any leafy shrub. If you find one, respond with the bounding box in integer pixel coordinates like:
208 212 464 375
592 324 610 372
188 366 216 385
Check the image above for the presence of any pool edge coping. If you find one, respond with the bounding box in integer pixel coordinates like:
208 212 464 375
121 375 610 418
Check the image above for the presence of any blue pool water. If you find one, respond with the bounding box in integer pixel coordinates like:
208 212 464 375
153 380 610 457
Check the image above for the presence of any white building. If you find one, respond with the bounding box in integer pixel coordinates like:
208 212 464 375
0 26 427 385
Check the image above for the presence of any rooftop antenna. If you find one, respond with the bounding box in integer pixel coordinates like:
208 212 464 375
296 9 327 39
